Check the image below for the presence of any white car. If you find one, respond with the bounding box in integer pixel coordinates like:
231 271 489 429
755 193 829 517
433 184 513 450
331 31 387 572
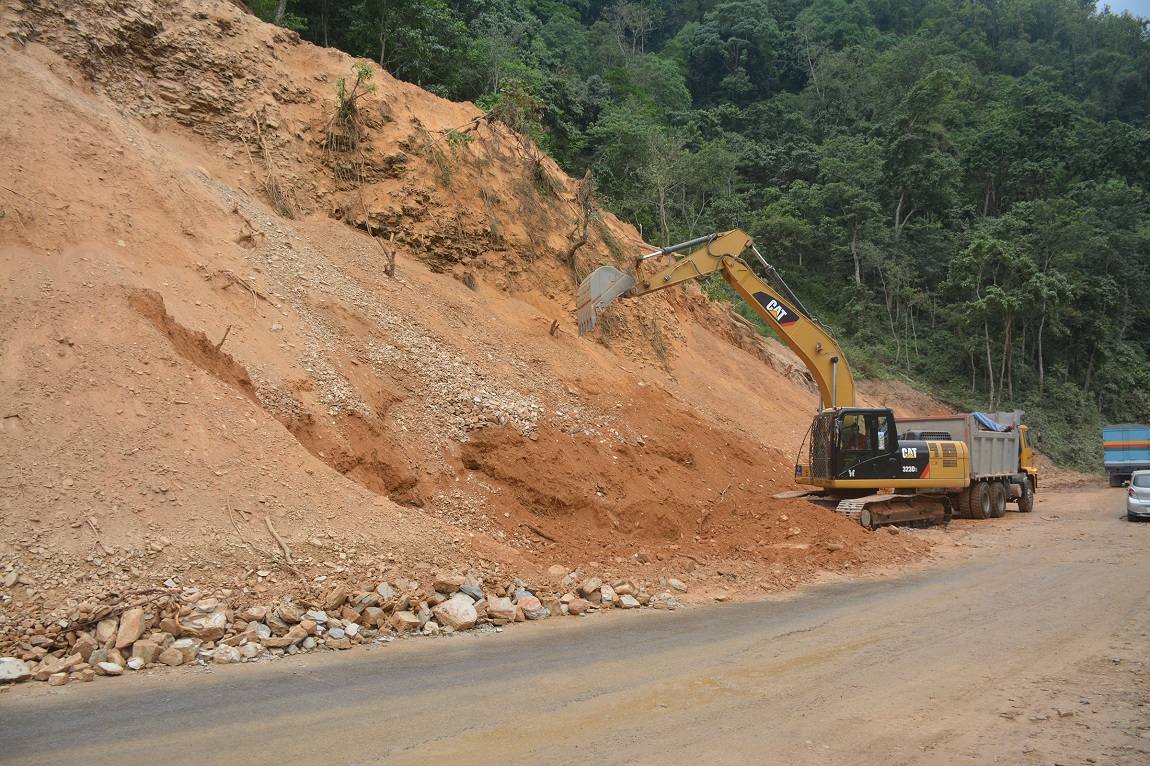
1127 470 1150 521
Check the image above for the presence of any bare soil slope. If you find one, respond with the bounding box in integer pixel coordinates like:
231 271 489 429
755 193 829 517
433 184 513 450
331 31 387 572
1 0 944 652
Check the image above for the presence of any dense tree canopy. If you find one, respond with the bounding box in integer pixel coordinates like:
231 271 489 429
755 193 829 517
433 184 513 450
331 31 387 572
252 0 1150 468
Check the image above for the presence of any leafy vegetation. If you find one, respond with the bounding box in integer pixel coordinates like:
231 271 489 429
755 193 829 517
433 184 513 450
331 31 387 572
254 0 1150 471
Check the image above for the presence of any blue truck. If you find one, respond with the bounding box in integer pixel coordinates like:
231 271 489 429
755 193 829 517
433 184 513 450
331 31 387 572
1103 424 1150 487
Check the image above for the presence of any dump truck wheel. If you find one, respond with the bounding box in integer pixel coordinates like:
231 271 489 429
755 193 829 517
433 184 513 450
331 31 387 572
990 481 1007 518
1016 478 1034 513
969 482 992 520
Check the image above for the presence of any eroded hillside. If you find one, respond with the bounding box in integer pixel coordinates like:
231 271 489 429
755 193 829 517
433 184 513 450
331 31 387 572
0 0 939 669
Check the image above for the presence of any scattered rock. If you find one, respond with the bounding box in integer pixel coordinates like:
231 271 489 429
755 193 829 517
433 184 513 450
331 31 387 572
264 624 308 648
567 598 593 615
433 574 466 594
158 648 185 667
72 634 98 662
325 585 349 612
517 595 550 620
388 611 421 635
578 578 603 598
131 640 162 665
115 606 146 649
212 645 242 664
487 597 516 623
95 618 118 645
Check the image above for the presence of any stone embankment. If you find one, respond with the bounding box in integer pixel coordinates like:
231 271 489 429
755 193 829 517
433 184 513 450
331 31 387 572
0 569 688 687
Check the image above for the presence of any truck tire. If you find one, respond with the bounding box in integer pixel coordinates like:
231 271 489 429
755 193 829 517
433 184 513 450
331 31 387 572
990 481 1007 518
968 482 992 520
1016 478 1034 513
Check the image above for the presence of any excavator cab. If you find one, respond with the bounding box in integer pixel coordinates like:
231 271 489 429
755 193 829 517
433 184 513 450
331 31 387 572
803 408 900 482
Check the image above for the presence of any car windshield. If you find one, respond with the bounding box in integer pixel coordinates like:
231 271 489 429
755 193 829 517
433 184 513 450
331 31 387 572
1134 475 1150 488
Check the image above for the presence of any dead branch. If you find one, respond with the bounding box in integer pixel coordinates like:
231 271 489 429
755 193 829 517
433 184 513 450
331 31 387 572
230 203 266 248
265 514 293 564
372 231 397 278
226 503 248 546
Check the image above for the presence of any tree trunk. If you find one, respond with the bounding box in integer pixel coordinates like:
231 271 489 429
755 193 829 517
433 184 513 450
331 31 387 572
999 312 1013 404
1083 348 1095 395
274 0 288 24
1037 313 1046 395
984 314 995 410
850 221 861 285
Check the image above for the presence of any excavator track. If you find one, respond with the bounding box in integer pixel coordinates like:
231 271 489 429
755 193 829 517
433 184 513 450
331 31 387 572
833 493 952 530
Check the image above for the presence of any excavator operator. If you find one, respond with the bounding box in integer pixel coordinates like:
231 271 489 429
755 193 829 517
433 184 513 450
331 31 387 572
840 414 870 472
840 415 869 451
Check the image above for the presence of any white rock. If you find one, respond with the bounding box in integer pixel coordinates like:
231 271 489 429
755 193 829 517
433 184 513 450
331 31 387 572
431 593 477 631
0 657 32 683
619 594 641 609
97 662 124 676
212 646 242 664
127 657 146 670
239 643 264 659
668 579 688 593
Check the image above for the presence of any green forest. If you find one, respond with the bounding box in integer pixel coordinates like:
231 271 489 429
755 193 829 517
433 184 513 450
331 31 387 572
252 0 1150 469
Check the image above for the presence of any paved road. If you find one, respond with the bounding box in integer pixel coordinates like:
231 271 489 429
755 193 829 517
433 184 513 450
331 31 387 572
4 483 1148 765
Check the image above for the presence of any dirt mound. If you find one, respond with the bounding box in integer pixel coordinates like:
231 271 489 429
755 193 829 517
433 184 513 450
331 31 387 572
1 0 939 655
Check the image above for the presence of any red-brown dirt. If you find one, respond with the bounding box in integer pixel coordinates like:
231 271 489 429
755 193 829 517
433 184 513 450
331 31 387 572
0 0 1056 652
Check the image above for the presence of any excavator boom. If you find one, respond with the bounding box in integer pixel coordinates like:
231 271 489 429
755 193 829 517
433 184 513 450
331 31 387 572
576 229 855 409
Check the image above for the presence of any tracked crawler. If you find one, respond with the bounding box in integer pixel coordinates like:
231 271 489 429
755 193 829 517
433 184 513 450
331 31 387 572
576 230 1038 529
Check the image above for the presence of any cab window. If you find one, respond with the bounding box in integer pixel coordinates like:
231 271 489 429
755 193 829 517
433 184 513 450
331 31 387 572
876 414 890 452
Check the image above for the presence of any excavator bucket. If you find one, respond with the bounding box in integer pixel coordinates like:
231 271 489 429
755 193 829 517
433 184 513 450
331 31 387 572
576 266 635 335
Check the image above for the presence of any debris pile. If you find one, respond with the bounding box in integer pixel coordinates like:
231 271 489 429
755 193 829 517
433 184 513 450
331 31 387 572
0 569 685 686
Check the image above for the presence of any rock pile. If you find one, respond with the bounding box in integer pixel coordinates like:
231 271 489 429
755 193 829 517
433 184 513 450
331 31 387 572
0 570 684 687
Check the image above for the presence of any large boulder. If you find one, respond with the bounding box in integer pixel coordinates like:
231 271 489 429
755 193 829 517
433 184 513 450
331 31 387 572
431 593 477 631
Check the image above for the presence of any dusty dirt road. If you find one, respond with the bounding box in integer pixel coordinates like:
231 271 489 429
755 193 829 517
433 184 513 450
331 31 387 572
3 480 1147 765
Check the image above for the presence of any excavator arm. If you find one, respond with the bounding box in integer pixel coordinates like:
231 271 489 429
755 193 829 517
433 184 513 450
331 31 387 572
577 229 855 409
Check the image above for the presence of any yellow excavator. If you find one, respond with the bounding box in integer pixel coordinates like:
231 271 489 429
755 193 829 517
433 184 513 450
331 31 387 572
576 229 1038 528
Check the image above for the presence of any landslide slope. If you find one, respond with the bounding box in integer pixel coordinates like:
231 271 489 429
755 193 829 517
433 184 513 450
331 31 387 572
0 0 932 642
